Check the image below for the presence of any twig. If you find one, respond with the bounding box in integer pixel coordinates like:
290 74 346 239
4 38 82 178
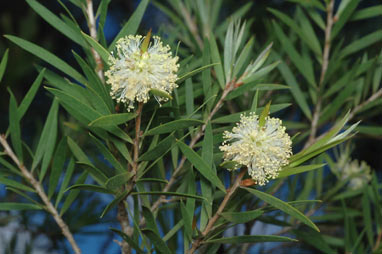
85 0 105 82
0 135 81 254
117 102 143 254
348 88 382 120
188 169 247 254
373 229 382 252
178 1 204 50
306 0 335 148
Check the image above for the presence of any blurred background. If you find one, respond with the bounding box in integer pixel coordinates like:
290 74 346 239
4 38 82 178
0 0 381 253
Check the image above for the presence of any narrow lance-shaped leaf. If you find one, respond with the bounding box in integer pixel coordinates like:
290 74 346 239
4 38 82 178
109 0 149 50
26 0 86 47
177 141 226 193
145 119 204 136
8 90 23 162
259 101 271 127
242 187 320 232
0 48 9 83
81 31 110 63
142 228 173 254
204 235 297 244
5 35 86 83
88 113 137 127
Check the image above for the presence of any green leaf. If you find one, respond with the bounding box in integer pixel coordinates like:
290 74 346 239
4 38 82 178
55 158 75 206
271 21 316 88
48 137 67 199
90 133 125 173
130 191 206 200
212 104 291 124
48 87 132 143
209 36 225 88
292 228 335 254
32 99 59 181
5 35 86 83
105 172 134 191
242 187 319 232
356 125 382 136
136 178 168 184
277 164 326 179
141 29 152 53
142 205 160 235
362 188 373 247
100 190 128 218
60 171 87 216
177 63 219 84
277 58 312 120
269 8 321 56
8 90 23 161
150 88 173 100
332 0 360 39
0 203 42 211
26 0 86 47
220 160 240 170
259 101 271 127
145 119 204 136
340 30 382 59
67 136 91 164
221 210 263 224
0 177 35 193
81 31 110 63
109 0 149 50
65 184 113 194
17 69 45 119
89 113 137 127
77 162 108 185
351 5 382 21
177 141 226 193
142 228 173 254
139 135 174 161
0 48 9 83
110 228 145 254
204 235 297 244
242 61 280 84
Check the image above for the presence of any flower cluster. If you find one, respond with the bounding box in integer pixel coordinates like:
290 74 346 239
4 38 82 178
105 35 179 111
338 157 371 190
220 113 292 186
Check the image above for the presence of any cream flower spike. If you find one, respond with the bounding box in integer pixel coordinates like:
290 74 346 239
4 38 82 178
105 34 179 111
340 158 372 190
220 113 292 186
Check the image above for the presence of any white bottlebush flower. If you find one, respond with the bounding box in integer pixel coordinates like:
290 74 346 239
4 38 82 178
105 35 179 110
339 158 371 190
220 113 292 186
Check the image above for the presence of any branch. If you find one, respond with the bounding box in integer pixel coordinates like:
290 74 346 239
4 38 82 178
0 135 81 254
348 88 382 120
178 1 204 50
188 169 246 254
306 0 335 148
85 0 104 82
117 102 143 254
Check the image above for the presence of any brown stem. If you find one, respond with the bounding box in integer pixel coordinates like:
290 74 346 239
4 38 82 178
178 1 204 50
117 102 143 254
188 169 246 254
373 229 382 251
0 135 81 254
85 0 104 82
348 88 382 120
306 0 335 148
